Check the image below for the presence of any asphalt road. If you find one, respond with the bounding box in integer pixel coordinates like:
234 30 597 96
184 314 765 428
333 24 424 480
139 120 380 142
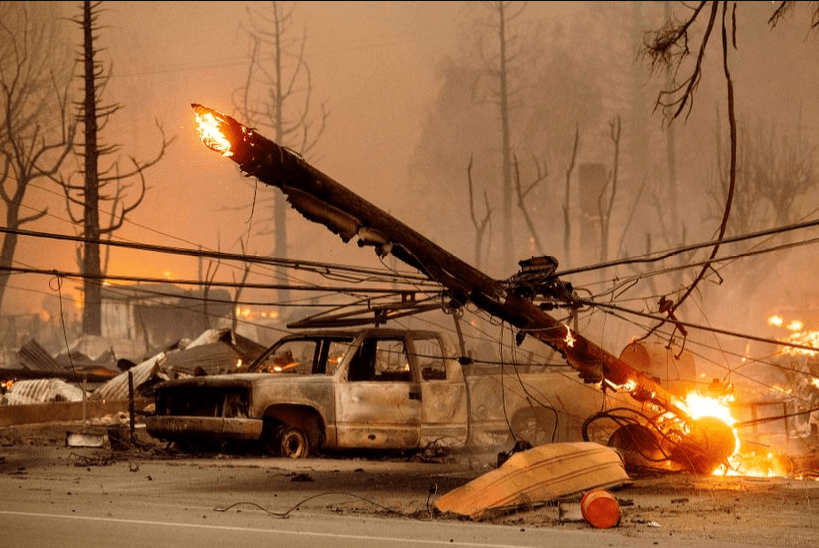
0 430 817 548
0 507 723 548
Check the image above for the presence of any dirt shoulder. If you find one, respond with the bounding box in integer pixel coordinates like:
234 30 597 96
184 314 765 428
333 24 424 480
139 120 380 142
2 423 819 548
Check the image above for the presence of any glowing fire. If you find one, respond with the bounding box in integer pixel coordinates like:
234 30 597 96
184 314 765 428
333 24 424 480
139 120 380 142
272 361 298 373
563 324 575 347
681 389 791 477
194 108 233 157
233 306 279 322
768 314 819 356
684 391 736 428
684 391 739 464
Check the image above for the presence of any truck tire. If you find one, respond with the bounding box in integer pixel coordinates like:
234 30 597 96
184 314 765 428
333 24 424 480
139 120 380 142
279 426 310 458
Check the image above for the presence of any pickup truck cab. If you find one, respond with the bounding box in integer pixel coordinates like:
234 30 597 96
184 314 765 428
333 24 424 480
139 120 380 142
145 327 619 458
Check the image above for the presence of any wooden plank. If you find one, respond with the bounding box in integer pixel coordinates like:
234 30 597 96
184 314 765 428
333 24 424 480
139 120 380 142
0 398 152 428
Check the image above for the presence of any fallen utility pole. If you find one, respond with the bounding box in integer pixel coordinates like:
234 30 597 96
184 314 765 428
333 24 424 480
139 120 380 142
191 104 734 473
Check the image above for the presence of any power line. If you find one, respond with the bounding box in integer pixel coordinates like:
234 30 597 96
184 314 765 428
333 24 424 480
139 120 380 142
9 212 819 364
556 216 819 277
0 265 437 295
584 234 819 304
0 226 434 285
582 298 819 355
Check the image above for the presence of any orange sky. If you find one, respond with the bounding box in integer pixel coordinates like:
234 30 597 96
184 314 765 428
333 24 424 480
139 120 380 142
18 1 472 315
12 0 819 341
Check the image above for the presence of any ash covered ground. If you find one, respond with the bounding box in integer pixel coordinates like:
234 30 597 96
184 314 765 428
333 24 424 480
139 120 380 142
2 423 819 548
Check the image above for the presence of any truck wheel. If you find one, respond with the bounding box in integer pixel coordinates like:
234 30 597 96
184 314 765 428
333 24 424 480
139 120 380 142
279 426 310 458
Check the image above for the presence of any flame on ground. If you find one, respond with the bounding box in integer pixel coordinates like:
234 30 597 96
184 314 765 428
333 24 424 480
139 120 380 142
685 391 737 430
682 390 791 477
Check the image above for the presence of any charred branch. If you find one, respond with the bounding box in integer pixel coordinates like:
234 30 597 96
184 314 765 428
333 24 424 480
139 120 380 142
640 1 718 124
466 155 492 270
562 125 579 264
638 2 738 347
513 153 547 257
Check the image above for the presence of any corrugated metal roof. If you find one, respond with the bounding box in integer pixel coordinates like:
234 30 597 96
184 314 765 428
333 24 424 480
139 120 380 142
160 343 245 376
17 339 64 373
161 328 266 376
8 329 267 403
3 378 84 405
89 353 164 402
185 328 230 347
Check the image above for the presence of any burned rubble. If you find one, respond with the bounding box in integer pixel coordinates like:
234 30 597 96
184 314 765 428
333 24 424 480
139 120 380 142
0 328 265 427
3 313 819 544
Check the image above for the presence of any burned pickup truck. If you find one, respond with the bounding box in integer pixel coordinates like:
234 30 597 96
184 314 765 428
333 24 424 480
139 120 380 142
145 327 629 458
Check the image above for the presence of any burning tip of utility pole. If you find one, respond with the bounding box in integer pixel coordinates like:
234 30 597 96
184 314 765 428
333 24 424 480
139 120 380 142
192 103 252 159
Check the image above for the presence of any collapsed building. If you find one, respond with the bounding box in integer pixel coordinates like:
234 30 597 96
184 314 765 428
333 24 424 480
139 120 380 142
0 328 265 432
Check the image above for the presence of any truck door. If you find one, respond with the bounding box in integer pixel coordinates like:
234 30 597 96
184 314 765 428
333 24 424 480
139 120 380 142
412 335 469 448
335 336 421 449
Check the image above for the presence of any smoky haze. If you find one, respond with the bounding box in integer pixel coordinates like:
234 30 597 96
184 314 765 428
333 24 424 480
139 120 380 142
8 1 819 372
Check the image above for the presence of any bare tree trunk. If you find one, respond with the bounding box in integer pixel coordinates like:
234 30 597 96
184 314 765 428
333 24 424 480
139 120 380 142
497 1 513 271
562 126 579 265
0 2 74 316
81 0 101 335
0 211 23 315
598 116 621 263
234 1 328 321
513 154 548 257
66 1 173 336
467 156 492 270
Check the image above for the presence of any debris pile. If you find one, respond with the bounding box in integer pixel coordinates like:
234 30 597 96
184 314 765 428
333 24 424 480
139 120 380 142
0 328 266 429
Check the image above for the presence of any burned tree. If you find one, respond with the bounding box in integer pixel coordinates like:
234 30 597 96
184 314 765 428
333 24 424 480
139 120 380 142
0 2 76 317
597 116 621 264
409 4 602 279
639 1 819 340
232 1 328 319
562 126 579 265
513 153 548 257
466 155 493 271
475 1 528 270
707 115 817 236
60 1 174 335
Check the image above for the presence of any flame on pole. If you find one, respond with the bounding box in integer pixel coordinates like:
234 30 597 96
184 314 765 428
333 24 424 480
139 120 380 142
192 103 735 473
